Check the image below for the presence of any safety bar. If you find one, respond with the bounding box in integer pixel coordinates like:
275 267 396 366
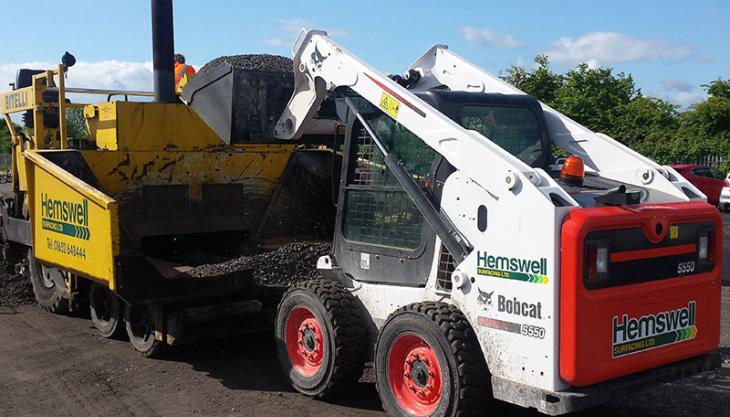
64 87 155 97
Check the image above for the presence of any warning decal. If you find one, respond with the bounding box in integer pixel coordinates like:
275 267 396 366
379 92 400 119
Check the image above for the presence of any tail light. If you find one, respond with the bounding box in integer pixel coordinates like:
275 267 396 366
698 235 708 260
723 180 729 187
704 231 716 263
587 242 610 281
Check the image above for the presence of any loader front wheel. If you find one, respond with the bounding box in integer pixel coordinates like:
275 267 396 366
124 304 165 357
375 302 490 417
27 252 69 314
90 283 124 339
275 279 367 398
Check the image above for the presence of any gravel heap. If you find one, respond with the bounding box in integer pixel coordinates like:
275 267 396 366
186 241 332 287
0 260 33 307
198 54 293 75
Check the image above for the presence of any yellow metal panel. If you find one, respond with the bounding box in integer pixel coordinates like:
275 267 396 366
110 102 224 150
0 87 34 113
85 103 119 150
15 145 28 192
24 151 119 289
81 144 295 197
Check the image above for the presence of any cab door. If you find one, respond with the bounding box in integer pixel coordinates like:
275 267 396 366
333 115 439 287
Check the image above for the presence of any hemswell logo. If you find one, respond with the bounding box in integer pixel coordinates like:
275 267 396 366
40 193 91 240
612 301 697 358
476 251 548 284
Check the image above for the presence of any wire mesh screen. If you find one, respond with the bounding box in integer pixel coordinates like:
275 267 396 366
352 128 390 186
436 244 456 291
343 119 439 250
344 190 424 249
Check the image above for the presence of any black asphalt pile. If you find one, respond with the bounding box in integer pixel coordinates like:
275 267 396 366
258 153 338 242
0 261 33 307
186 241 332 287
198 54 293 75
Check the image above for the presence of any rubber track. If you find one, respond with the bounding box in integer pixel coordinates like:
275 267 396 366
381 302 491 417
281 279 368 398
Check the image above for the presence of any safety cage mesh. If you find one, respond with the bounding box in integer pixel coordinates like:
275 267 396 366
436 244 456 291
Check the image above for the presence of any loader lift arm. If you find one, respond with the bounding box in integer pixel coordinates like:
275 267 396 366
274 29 577 260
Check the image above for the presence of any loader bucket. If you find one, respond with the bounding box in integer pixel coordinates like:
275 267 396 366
181 55 294 144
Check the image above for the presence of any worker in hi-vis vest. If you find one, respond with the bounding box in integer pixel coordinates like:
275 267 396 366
174 53 196 94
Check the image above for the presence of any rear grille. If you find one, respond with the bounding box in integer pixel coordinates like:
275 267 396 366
436 244 456 291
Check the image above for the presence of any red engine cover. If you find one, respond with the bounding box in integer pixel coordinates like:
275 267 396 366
560 201 722 386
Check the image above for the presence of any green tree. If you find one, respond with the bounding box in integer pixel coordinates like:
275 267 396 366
503 55 563 105
610 96 678 159
553 64 636 134
664 80 730 169
0 120 18 154
704 78 730 99
66 108 89 140
690 79 730 137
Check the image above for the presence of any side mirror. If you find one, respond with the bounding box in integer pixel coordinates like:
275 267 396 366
61 51 76 68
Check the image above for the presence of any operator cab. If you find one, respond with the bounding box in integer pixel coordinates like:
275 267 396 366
413 90 645 208
415 90 551 169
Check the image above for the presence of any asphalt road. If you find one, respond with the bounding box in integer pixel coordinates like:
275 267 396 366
0 212 728 417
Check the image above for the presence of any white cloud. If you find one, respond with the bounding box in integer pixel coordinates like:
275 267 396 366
660 79 695 93
653 90 706 108
262 18 348 48
263 38 288 47
653 78 705 108
543 32 697 68
0 61 154 97
460 26 521 48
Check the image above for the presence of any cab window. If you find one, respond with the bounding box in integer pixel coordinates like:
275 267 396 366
460 106 543 167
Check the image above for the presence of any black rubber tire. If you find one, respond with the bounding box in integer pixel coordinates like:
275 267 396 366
89 283 124 339
275 279 368 398
124 304 165 358
375 302 491 417
27 252 69 314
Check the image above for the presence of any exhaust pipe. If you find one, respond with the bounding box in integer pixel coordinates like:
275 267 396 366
151 0 176 103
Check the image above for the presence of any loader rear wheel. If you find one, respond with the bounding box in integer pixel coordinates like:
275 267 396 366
275 279 367 398
27 252 69 314
90 283 124 339
375 302 490 417
124 305 165 357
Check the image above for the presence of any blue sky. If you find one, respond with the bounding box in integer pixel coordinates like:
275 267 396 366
0 0 727 107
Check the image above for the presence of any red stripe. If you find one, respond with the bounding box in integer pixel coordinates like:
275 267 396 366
610 244 696 263
363 73 426 117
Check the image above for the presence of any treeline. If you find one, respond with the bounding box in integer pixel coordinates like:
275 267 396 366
502 55 730 170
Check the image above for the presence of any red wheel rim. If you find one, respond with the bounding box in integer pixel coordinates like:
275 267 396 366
285 306 324 377
387 333 443 416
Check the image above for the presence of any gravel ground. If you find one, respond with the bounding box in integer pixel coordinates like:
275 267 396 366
0 290 727 417
0 259 32 307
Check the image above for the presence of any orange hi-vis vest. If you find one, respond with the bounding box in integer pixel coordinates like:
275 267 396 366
174 63 196 92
